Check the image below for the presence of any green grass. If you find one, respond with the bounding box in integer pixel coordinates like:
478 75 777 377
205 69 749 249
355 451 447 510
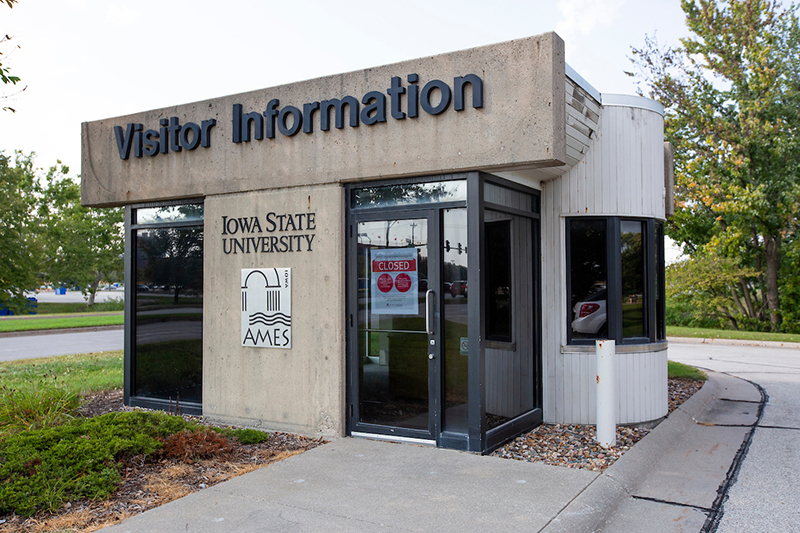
34 299 124 315
668 360 708 381
0 315 124 333
667 326 800 344
0 351 123 397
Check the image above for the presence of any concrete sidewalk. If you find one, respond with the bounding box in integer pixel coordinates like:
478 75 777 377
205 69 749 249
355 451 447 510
102 371 761 533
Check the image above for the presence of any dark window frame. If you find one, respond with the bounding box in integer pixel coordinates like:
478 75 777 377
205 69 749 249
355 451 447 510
566 216 664 346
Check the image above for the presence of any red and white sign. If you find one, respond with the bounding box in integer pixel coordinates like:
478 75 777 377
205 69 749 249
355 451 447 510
370 248 418 314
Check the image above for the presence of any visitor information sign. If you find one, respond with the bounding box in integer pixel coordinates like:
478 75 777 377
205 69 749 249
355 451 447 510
370 248 418 314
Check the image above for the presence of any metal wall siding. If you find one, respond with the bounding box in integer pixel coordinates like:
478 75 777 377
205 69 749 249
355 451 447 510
540 95 667 425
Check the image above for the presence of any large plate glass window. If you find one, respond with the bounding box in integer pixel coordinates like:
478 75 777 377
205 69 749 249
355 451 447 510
567 217 664 345
130 202 204 410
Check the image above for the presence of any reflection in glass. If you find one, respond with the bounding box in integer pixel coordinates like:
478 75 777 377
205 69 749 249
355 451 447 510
485 220 512 342
621 220 645 338
442 209 469 433
136 204 204 225
357 219 429 429
352 181 466 209
134 227 203 403
569 220 608 340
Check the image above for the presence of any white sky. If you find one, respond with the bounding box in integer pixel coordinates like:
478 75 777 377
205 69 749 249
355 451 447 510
2 0 709 261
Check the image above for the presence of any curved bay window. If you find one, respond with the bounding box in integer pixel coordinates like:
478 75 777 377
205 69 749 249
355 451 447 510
125 201 204 414
567 217 665 345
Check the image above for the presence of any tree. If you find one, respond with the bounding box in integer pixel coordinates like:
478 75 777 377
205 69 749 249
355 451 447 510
1 0 22 112
0 151 40 313
630 0 800 331
38 168 123 306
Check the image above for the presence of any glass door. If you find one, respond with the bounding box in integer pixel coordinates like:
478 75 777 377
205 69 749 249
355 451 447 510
350 211 440 441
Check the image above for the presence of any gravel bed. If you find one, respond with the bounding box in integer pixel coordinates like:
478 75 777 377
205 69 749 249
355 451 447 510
492 377 705 471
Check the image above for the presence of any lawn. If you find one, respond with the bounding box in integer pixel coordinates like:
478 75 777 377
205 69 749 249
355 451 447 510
34 299 124 315
0 351 123 396
0 314 124 333
667 360 708 381
667 326 800 344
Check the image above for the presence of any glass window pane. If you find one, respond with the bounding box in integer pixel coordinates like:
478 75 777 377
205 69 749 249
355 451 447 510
136 203 204 225
134 227 203 403
569 220 608 340
443 209 468 433
656 223 666 340
485 220 512 342
352 181 466 209
621 220 646 338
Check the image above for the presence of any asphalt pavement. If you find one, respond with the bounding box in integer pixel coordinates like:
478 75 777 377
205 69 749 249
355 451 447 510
668 340 800 532
0 328 123 361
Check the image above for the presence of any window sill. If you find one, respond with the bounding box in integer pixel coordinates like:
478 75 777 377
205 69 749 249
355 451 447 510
486 340 516 351
561 340 668 354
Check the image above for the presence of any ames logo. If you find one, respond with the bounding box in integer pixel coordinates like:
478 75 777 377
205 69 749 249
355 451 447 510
241 268 291 349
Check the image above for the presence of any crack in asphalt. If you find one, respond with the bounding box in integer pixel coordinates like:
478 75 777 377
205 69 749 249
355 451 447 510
701 375 768 533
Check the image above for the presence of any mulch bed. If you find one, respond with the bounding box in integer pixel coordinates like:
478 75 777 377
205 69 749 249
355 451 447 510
492 377 705 471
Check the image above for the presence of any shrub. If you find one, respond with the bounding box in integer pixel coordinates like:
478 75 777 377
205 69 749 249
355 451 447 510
228 428 270 445
0 411 199 516
158 428 233 462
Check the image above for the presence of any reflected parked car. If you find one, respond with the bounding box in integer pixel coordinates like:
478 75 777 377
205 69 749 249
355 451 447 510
450 280 468 297
571 288 607 335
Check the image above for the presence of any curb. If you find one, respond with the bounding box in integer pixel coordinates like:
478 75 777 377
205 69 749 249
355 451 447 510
0 325 124 339
668 336 800 350
541 376 719 533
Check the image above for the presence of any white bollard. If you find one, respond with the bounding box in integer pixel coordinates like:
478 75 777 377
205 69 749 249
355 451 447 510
596 339 616 448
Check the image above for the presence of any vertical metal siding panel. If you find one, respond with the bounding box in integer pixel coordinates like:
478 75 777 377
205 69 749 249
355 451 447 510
562 168 571 215
625 353 633 424
602 113 615 214
642 112 654 218
582 151 591 214
634 109 644 216
542 184 552 421
636 353 644 423
568 354 577 424
620 110 631 216
616 110 627 215
589 142 601 215
594 120 604 215
577 159 586 215
585 353 594 424
619 352 626 423
543 182 557 422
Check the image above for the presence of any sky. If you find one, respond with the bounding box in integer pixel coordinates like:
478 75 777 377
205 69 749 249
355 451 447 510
2 0 699 259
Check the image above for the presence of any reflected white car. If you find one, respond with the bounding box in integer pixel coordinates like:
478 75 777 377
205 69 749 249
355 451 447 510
571 289 607 335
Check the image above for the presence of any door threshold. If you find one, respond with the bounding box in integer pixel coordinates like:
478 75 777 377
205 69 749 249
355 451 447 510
351 431 436 446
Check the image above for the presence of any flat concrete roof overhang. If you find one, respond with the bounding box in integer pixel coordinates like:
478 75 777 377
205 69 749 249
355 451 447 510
81 32 566 208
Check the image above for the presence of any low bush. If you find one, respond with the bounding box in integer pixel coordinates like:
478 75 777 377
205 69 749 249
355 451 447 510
225 427 271 445
0 411 199 516
159 428 233 462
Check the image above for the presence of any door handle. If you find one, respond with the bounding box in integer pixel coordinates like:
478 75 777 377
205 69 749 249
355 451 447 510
425 289 435 335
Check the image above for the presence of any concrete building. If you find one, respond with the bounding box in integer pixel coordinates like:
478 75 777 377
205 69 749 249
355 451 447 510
82 32 671 453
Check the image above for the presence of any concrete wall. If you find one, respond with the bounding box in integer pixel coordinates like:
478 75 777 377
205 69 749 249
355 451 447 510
82 33 566 208
202 184 346 437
